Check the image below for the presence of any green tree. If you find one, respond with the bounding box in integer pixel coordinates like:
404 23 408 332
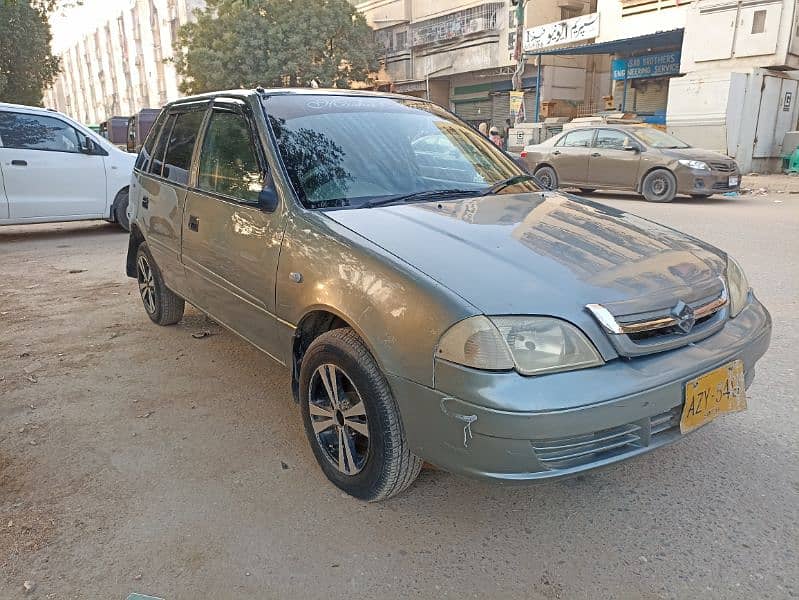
175 0 381 94
0 0 63 106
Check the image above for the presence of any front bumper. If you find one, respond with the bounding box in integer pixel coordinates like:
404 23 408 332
389 298 771 482
675 167 740 195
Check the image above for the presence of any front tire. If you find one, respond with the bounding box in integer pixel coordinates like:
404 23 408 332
299 328 421 502
114 188 130 231
641 169 677 203
534 165 558 190
135 242 184 326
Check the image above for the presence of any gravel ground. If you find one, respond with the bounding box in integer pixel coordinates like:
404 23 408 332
1 188 797 600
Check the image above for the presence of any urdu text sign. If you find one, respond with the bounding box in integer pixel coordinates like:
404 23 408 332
612 51 681 81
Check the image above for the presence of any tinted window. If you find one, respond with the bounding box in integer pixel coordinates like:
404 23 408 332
0 112 80 152
594 129 630 150
197 110 262 204
265 95 536 209
162 110 205 185
134 109 168 171
557 130 594 148
148 114 175 176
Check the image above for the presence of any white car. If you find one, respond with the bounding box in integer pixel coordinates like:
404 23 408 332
0 102 136 230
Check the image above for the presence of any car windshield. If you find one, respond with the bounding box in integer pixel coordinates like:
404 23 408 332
633 127 690 149
263 94 539 209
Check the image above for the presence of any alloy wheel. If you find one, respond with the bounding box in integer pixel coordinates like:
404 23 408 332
137 254 156 315
649 175 669 198
308 364 370 476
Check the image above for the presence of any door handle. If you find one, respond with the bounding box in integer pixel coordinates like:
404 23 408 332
552 150 561 156
10 159 27 166
188 215 199 232
591 152 601 157
141 196 149 209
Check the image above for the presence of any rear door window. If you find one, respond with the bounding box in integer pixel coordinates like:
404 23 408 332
134 110 168 171
197 109 263 204
148 114 176 177
556 129 594 148
0 112 80 153
161 110 205 185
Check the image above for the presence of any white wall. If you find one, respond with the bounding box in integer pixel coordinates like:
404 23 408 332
595 0 689 42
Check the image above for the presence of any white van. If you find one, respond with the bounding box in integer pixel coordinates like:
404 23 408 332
0 102 136 230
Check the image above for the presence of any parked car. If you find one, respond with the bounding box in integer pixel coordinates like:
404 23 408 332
521 124 740 202
0 102 135 230
127 108 161 154
126 89 770 501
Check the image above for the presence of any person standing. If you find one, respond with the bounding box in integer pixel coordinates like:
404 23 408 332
489 126 503 148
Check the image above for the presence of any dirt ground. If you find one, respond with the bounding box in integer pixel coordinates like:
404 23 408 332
1 188 797 599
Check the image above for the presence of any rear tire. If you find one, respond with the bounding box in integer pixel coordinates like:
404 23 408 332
114 188 130 231
135 242 184 326
641 169 677 203
534 165 558 190
299 328 421 502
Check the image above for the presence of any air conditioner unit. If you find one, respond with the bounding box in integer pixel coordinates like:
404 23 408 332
466 18 487 34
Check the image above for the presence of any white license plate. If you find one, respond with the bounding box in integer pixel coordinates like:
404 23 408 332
729 175 739 187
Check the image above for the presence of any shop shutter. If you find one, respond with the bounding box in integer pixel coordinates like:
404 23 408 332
491 92 511 128
630 78 669 115
523 91 537 122
614 78 669 115
453 99 492 127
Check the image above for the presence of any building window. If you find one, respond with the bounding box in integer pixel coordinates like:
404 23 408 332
395 30 408 51
751 9 766 34
410 3 503 47
560 6 583 20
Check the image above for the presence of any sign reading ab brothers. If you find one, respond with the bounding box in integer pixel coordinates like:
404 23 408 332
612 51 681 80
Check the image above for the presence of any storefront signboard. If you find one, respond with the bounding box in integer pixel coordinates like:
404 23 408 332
612 51 681 80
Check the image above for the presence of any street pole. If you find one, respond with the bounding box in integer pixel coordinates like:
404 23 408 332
511 0 527 123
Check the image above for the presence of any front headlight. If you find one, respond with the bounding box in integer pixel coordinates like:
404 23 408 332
437 316 603 376
726 255 750 317
678 159 710 171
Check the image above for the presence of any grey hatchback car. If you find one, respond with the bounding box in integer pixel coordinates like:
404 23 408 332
126 89 771 501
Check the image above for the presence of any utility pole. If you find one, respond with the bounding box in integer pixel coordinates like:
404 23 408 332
511 0 528 124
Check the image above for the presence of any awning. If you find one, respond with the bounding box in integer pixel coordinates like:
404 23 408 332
525 29 683 56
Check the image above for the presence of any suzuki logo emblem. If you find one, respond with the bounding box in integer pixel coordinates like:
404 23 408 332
671 300 696 334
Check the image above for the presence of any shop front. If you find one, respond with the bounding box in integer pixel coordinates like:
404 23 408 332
611 50 681 124
525 29 685 124
451 72 539 130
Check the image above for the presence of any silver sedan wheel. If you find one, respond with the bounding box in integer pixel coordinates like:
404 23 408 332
308 364 370 476
136 254 156 315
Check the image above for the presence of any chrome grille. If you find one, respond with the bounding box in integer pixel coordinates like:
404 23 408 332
531 407 681 471
587 285 729 357
709 161 736 172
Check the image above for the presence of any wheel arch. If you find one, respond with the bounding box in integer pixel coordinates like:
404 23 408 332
125 223 145 278
291 307 380 403
636 166 675 193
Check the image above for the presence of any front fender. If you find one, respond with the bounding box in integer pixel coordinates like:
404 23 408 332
275 211 475 386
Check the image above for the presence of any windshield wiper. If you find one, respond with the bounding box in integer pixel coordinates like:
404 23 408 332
361 188 481 208
480 174 538 196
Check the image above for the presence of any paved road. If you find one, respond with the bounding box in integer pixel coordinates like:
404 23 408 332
1 191 797 599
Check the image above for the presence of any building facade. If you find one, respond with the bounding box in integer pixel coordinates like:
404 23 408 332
357 0 608 130
44 0 204 125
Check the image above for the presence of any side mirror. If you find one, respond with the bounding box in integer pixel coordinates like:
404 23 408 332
258 179 279 212
81 137 97 154
623 144 640 153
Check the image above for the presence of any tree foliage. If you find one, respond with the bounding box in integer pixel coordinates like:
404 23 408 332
175 0 381 94
0 0 61 106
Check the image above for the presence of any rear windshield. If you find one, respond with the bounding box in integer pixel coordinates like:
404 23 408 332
262 95 537 209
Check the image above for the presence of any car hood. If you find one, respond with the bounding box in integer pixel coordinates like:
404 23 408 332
657 147 733 162
324 192 726 318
